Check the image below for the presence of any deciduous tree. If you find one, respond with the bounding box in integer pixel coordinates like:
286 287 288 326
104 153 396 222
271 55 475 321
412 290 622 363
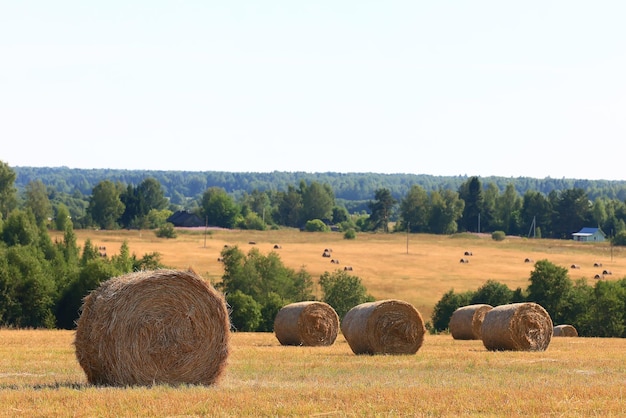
200 187 240 228
399 185 429 232
319 270 374 320
0 161 17 219
429 189 464 234
25 180 52 225
527 259 572 323
88 180 125 229
300 181 334 224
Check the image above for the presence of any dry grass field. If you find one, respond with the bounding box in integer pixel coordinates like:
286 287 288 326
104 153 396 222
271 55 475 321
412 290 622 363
54 228 626 320
1 330 626 417
2 230 626 416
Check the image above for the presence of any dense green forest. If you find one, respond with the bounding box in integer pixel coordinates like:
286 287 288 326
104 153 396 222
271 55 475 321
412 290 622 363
13 166 626 211
9 165 626 240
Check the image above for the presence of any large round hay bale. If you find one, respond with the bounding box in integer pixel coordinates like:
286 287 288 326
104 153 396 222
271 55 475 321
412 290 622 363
553 324 578 337
340 299 426 355
274 301 339 346
481 302 552 351
449 304 493 340
75 269 230 386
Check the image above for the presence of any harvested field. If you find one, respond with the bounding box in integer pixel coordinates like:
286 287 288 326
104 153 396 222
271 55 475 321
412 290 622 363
2 330 626 416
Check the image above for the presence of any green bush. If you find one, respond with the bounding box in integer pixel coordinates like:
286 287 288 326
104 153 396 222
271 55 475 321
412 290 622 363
470 280 514 306
612 231 626 246
258 292 284 332
155 222 177 238
343 229 356 240
239 212 267 231
227 290 262 332
304 219 329 232
430 289 475 333
491 230 506 241
319 270 374 320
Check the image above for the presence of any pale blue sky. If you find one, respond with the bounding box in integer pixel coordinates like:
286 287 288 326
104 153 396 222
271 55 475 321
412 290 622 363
2 2 625 180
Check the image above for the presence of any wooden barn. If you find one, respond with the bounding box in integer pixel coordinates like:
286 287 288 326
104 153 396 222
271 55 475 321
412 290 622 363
166 210 204 227
572 227 606 242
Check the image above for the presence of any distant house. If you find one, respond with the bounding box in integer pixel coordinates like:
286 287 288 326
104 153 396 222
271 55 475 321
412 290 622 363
166 210 204 227
572 227 606 242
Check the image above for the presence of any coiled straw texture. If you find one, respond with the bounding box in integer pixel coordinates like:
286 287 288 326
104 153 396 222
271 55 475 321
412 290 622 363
449 304 493 340
341 299 425 355
75 269 230 386
274 301 339 346
481 302 552 351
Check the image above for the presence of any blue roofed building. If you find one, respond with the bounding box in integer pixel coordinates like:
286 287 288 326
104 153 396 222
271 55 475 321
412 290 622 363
572 227 606 242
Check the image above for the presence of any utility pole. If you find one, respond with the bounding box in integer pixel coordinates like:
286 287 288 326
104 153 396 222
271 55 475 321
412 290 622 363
406 222 410 254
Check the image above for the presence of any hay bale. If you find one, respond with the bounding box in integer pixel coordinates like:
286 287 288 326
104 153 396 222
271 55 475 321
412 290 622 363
340 299 426 355
481 302 553 351
273 301 339 346
553 324 578 337
449 304 493 340
75 269 230 386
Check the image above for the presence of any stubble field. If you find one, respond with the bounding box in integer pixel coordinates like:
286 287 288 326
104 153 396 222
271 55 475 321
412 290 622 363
1 229 623 416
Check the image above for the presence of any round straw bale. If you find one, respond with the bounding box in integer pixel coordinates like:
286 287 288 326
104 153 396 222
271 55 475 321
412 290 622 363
481 302 552 351
340 299 426 355
553 324 578 337
274 301 339 346
449 304 493 340
74 269 230 386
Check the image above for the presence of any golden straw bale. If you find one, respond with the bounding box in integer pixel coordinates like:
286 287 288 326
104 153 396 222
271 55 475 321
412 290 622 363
553 324 578 337
75 269 230 386
274 301 339 346
481 302 553 351
449 304 493 340
340 299 426 355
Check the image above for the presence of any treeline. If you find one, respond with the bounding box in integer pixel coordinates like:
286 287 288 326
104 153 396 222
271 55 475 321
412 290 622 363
13 166 626 212
7 163 626 240
431 260 626 338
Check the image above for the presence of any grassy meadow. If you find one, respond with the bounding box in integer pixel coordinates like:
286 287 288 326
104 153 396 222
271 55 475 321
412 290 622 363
1 229 623 416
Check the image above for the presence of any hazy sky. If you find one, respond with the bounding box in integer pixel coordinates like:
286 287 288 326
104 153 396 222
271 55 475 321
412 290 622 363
2 2 625 180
